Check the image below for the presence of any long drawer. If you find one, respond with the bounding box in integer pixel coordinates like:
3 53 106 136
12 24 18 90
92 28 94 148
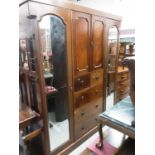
74 99 103 138
116 91 129 102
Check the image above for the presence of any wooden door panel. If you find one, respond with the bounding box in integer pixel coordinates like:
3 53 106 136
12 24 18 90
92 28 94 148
73 12 90 75
92 16 105 70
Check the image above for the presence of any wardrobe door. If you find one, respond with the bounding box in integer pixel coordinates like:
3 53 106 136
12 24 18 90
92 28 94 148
91 15 105 70
72 11 91 75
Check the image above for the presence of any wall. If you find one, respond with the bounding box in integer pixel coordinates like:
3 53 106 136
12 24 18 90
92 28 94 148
65 0 135 30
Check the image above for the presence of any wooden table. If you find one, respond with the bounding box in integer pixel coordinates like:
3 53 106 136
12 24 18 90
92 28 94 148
96 96 135 149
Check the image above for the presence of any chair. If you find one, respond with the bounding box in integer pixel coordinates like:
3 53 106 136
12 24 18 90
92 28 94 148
96 96 135 149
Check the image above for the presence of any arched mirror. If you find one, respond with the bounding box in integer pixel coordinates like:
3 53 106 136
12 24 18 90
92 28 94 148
106 26 118 110
39 15 70 151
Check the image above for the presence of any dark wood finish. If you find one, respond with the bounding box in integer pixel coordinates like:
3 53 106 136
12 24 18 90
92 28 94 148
74 88 91 109
20 1 121 155
72 11 91 75
19 106 40 130
23 128 43 142
90 69 103 86
89 84 103 101
91 15 104 70
74 73 90 91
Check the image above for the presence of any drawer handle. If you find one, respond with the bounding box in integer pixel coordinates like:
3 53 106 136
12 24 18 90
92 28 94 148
78 78 81 81
121 76 126 79
95 105 99 108
80 80 84 85
81 127 85 130
95 90 99 94
120 82 125 86
81 112 85 116
76 68 87 72
80 95 85 100
95 76 99 80
120 90 124 93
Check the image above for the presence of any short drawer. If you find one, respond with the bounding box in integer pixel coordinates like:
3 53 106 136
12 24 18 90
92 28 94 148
90 69 103 86
74 119 96 139
74 89 90 108
74 114 98 139
117 79 130 88
74 74 90 92
117 73 129 82
89 84 103 101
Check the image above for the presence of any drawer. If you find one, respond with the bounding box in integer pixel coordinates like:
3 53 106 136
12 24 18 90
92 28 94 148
74 74 90 92
74 104 101 138
74 118 96 139
117 91 129 102
117 86 129 96
74 99 103 124
117 73 129 82
90 69 103 86
74 89 90 108
89 84 103 101
117 79 130 88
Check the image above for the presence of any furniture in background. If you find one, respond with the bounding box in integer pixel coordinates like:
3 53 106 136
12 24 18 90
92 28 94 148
19 38 44 155
116 67 130 102
119 42 135 56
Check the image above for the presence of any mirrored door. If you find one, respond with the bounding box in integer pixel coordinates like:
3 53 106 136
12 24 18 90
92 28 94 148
106 26 118 110
39 15 70 151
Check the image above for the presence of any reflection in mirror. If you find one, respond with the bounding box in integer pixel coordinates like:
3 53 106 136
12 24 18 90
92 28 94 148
106 26 118 110
39 15 69 151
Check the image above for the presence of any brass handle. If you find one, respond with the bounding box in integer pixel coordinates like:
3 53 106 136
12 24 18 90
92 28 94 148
81 127 84 130
121 76 126 79
95 90 99 94
76 67 88 72
78 78 81 81
80 95 85 100
95 104 99 108
81 112 85 116
94 76 99 80
80 80 84 85
93 64 102 69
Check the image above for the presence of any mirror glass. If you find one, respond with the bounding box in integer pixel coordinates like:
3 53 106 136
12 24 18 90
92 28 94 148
106 26 118 110
39 15 69 151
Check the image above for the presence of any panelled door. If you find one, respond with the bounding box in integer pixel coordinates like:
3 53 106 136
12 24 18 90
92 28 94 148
72 11 91 75
91 15 105 70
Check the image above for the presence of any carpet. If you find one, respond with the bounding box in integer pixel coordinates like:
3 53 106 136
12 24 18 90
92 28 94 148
87 138 117 155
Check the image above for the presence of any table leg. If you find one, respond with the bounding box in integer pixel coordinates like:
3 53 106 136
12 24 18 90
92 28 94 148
96 123 104 149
